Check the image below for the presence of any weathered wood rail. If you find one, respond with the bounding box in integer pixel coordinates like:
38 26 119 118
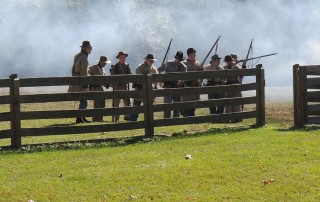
0 64 265 148
293 64 320 126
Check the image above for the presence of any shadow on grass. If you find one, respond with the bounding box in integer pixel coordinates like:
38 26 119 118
0 124 256 154
276 124 320 132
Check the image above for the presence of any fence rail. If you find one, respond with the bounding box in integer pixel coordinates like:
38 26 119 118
293 64 320 126
0 65 265 148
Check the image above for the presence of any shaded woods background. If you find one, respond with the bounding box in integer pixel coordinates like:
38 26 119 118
0 0 319 86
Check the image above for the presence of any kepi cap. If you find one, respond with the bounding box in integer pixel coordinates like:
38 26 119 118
174 51 185 61
211 54 221 60
224 55 233 62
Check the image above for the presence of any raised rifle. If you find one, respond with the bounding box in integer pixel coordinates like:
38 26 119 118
243 39 253 68
236 53 278 64
161 39 173 67
201 35 221 66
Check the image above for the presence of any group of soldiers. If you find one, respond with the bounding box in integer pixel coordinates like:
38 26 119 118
68 40 247 124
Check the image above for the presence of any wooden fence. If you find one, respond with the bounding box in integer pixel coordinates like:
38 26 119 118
0 64 265 148
293 64 320 126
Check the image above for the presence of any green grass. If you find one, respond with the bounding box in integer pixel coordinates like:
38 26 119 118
1 100 319 201
0 125 319 201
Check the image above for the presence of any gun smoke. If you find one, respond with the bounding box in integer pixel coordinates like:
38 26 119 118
0 0 319 86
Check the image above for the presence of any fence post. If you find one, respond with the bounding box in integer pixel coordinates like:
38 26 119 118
293 64 300 127
255 64 265 126
9 74 22 148
144 74 154 137
300 66 308 125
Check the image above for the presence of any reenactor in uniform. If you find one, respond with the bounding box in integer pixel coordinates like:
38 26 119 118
182 48 204 117
224 55 242 121
204 54 226 114
158 51 187 118
110 51 132 122
130 54 158 121
68 40 92 124
88 56 111 122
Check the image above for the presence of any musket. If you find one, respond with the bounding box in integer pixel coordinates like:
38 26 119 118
201 35 221 66
161 39 173 66
236 53 278 64
245 39 253 62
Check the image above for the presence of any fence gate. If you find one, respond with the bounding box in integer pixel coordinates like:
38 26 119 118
293 64 320 126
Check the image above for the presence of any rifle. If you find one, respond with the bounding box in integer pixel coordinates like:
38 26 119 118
236 53 278 64
161 39 173 66
243 39 253 66
201 35 221 66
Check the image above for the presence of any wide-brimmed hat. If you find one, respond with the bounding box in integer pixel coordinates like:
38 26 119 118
211 54 221 61
97 56 111 63
187 48 196 55
174 51 185 61
80 40 92 48
116 51 128 59
143 54 157 61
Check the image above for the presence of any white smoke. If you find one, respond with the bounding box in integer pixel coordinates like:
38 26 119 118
0 0 319 86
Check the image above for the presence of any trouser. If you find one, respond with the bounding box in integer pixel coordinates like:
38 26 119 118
91 87 105 122
208 93 224 114
130 99 142 121
77 99 88 120
112 98 131 122
224 91 242 114
164 95 181 118
112 84 130 122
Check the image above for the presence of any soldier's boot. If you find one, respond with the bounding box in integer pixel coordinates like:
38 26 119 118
76 118 84 124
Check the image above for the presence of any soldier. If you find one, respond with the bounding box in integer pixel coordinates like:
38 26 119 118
110 51 132 122
130 54 158 121
158 51 187 118
68 40 92 124
182 48 203 117
204 54 226 114
88 56 111 122
224 55 242 122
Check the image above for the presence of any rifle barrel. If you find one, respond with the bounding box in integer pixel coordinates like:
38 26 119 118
237 53 278 63
161 39 173 66
201 35 221 66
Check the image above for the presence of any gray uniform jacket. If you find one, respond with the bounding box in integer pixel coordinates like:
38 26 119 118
158 60 187 88
134 62 158 102
204 64 224 84
68 51 89 92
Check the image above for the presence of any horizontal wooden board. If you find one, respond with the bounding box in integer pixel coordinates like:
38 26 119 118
20 90 146 103
152 96 257 112
0 112 12 121
307 104 320 115
154 111 257 127
307 91 320 102
306 77 320 89
0 95 11 104
307 116 320 124
0 129 11 139
21 106 145 120
21 121 147 136
151 68 258 82
302 65 320 75
152 83 257 97
0 79 11 88
19 75 146 87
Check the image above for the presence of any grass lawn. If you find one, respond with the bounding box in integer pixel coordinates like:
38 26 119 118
0 100 319 201
0 124 319 201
